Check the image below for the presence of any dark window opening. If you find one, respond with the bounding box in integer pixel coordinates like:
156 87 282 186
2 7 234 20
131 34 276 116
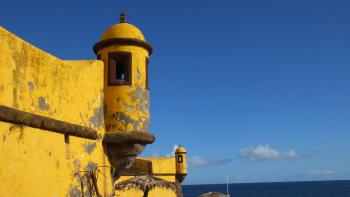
108 52 132 86
115 59 127 80
178 155 183 163
145 57 149 90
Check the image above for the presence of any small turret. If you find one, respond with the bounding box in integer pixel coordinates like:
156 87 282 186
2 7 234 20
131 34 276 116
93 11 154 178
175 145 187 183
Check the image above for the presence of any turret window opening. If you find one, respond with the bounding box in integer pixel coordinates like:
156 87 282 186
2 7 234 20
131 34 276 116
108 52 132 86
116 59 126 80
177 155 183 163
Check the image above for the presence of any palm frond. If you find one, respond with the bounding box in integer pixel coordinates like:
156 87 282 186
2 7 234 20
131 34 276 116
115 175 176 193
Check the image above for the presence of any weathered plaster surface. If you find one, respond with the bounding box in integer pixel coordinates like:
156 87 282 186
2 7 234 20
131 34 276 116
38 96 50 111
0 27 113 197
83 142 97 155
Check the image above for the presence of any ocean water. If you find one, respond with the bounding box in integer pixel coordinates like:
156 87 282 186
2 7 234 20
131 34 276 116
183 180 350 197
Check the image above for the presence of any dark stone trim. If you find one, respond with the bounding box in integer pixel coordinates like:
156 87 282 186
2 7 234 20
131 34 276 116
0 105 98 140
93 38 153 55
103 130 155 145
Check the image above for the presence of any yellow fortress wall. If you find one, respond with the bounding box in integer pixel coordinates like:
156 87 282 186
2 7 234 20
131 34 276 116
0 12 187 197
0 26 113 197
0 27 104 127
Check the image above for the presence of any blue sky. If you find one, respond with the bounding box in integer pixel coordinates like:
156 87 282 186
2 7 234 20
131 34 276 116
1 0 350 185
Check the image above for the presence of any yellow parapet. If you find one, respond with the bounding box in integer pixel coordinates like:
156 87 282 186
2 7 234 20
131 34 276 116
0 26 113 197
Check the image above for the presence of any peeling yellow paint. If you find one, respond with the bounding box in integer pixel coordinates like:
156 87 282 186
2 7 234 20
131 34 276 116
0 26 111 197
98 44 150 133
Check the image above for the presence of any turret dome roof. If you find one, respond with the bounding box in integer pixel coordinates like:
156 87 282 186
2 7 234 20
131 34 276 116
175 146 187 154
100 23 146 41
93 12 153 55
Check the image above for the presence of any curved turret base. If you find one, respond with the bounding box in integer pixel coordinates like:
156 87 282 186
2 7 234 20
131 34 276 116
103 131 155 180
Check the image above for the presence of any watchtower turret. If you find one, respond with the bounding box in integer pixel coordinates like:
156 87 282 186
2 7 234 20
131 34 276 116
93 12 154 175
175 146 187 183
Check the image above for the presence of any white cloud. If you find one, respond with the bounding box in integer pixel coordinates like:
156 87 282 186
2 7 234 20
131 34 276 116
166 144 179 157
308 170 336 176
188 156 232 167
238 145 298 162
